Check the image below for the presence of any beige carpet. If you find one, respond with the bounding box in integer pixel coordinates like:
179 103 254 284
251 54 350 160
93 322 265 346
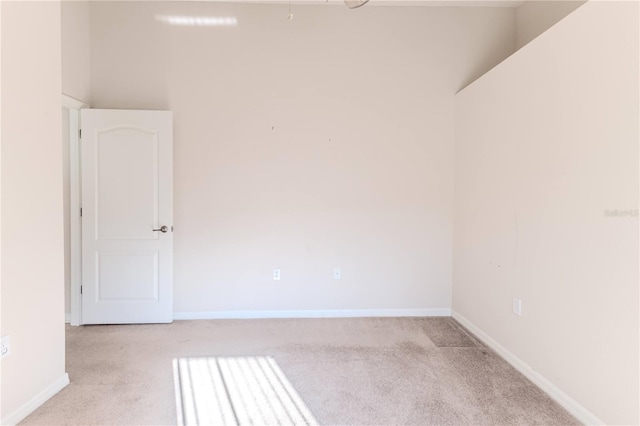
21 317 578 425
174 356 318 425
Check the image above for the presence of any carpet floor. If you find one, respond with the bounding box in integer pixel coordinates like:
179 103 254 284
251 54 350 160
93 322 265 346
21 317 578 425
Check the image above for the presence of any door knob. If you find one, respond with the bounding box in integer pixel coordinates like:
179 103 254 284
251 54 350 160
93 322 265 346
153 225 169 233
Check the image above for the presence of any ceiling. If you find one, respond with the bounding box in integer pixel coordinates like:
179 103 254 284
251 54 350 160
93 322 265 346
96 0 527 7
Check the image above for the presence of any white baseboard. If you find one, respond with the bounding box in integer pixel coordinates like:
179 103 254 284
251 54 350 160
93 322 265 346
1 373 70 426
65 313 71 324
452 310 603 425
174 308 451 320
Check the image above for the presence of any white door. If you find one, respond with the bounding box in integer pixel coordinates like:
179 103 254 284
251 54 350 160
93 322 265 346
81 109 173 324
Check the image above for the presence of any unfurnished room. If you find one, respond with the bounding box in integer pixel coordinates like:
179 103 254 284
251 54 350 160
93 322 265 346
0 0 638 425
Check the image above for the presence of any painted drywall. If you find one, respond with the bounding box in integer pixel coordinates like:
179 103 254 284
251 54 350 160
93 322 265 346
61 0 90 103
454 2 639 424
1 1 67 423
515 0 585 49
88 2 515 315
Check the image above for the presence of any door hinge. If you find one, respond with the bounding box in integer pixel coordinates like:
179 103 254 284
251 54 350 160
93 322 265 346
80 208 83 217
81 285 83 295
79 129 82 139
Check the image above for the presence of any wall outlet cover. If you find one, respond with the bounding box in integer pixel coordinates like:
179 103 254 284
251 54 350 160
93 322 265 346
1 335 10 359
512 298 522 316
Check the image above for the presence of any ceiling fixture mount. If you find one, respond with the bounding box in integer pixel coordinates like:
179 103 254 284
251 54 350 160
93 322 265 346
344 0 370 9
287 0 294 21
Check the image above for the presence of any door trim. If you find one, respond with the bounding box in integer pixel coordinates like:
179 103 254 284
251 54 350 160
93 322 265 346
63 94 88 326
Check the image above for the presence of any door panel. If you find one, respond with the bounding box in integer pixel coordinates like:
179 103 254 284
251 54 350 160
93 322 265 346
81 109 172 324
96 127 158 240
97 252 159 301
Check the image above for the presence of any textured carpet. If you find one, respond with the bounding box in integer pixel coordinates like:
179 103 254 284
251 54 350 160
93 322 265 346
174 356 317 425
21 317 578 425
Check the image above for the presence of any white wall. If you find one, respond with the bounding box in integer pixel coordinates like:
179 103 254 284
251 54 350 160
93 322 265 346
88 2 515 316
62 0 90 103
1 1 67 424
454 2 638 424
515 0 585 49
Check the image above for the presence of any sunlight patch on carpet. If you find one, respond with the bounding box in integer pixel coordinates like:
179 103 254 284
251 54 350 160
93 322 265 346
173 356 318 426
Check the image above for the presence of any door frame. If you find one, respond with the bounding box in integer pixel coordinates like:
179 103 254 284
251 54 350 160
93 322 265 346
63 94 88 326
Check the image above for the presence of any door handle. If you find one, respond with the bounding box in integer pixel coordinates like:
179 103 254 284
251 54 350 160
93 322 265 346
153 225 169 233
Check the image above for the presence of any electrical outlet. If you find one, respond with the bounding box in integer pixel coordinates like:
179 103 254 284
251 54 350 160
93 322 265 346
333 268 341 280
1 335 10 359
512 298 522 316
273 269 281 281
